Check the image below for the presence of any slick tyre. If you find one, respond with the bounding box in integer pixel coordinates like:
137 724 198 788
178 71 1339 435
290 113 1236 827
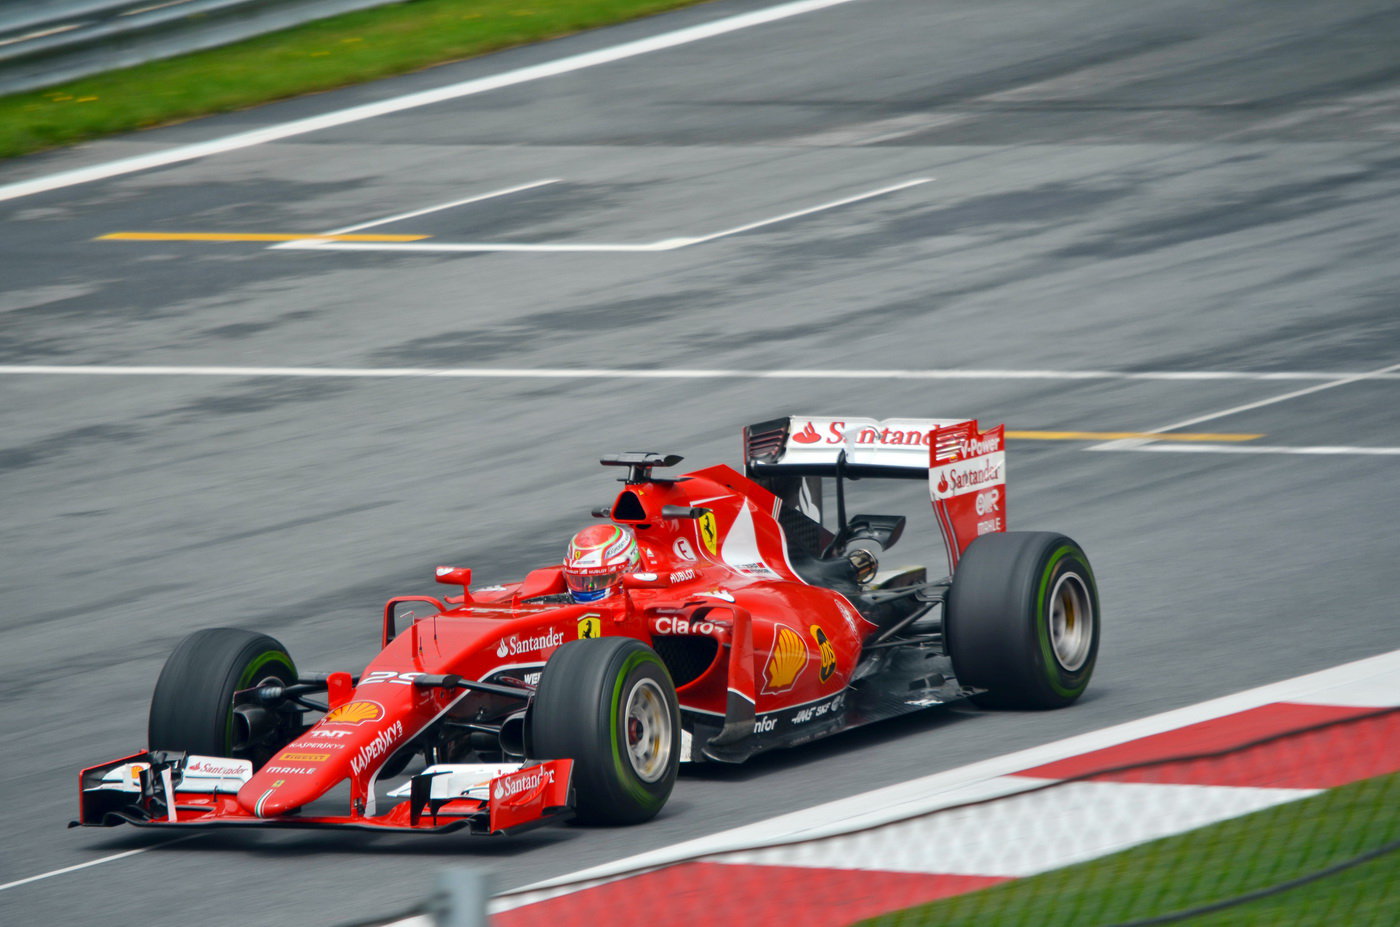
148 628 299 767
529 637 680 825
946 532 1100 709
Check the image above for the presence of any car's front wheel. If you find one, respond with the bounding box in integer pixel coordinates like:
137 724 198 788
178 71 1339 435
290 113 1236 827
148 627 300 767
528 637 680 825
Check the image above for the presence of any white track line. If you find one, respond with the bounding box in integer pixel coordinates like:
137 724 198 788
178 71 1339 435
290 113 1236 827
2 366 1399 381
314 179 562 236
0 0 866 205
275 178 932 253
0 835 201 893
687 178 930 245
1090 361 1400 451
1104 443 1400 456
493 648 1400 907
277 239 690 253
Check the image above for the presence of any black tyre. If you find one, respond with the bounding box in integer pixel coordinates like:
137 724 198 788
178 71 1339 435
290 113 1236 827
148 628 299 767
529 637 680 825
946 532 1099 709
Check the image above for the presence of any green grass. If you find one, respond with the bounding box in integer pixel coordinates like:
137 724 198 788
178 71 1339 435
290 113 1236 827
0 0 711 160
857 772 1400 927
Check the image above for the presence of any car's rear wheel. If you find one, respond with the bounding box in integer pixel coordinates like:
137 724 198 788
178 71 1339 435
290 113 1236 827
528 637 680 825
946 532 1100 709
148 628 300 767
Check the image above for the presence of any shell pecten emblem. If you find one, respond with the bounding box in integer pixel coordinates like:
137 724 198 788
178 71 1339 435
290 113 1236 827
762 625 807 693
321 700 384 725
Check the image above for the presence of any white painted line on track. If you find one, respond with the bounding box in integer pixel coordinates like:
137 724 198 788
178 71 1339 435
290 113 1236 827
2 365 1399 382
685 178 931 246
493 648 1400 905
314 179 562 236
1098 443 1400 456
274 178 932 253
0 0 867 205
1090 361 1400 451
0 834 202 893
278 239 689 253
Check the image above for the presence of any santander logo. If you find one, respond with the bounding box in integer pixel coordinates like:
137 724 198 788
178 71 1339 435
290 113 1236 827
937 473 949 494
791 422 822 444
495 629 565 659
493 766 555 802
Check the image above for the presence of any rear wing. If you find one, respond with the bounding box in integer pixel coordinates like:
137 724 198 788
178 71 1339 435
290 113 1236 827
744 416 1006 570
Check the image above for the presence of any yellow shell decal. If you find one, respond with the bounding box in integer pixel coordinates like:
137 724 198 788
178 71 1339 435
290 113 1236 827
322 700 384 725
811 625 837 683
762 625 807 693
698 511 720 556
578 615 602 640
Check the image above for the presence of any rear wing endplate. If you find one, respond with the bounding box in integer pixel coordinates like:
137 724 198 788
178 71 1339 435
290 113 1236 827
745 416 1007 570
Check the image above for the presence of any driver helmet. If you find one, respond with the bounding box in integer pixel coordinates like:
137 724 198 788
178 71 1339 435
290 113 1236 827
563 524 642 602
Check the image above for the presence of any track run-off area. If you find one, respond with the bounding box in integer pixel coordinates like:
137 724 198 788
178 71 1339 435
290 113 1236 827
1 0 1397 925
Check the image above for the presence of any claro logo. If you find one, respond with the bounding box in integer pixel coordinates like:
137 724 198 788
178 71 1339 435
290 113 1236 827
495 629 564 659
654 615 721 636
493 765 555 802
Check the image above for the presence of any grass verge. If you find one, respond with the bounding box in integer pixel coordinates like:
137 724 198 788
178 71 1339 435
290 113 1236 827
857 772 1399 927
0 0 711 160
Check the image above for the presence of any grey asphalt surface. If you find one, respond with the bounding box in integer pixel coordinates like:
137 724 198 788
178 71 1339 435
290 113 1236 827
2 0 1398 923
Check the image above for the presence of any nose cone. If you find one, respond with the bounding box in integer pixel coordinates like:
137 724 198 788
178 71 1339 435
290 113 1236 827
237 764 334 817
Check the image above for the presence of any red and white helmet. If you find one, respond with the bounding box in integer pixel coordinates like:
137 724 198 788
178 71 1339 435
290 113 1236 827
563 525 642 602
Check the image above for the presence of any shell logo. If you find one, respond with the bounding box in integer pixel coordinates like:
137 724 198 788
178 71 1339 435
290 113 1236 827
322 700 384 725
762 625 807 693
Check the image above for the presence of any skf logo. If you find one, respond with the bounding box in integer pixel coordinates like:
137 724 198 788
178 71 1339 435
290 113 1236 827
578 615 601 640
322 700 384 725
698 511 719 556
762 625 806 693
811 625 837 683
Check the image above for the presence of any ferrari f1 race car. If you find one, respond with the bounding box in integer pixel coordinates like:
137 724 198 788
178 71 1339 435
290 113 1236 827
75 415 1100 836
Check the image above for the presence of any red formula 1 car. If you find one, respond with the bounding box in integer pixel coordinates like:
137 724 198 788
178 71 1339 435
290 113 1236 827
75 415 1100 836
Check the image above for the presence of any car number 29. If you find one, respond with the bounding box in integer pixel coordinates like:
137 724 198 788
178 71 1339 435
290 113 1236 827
360 671 425 686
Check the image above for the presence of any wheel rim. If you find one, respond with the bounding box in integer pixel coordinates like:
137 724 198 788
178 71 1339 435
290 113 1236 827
623 679 672 783
1048 572 1094 672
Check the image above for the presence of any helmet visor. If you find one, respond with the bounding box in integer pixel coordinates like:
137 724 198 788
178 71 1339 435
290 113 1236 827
566 569 622 597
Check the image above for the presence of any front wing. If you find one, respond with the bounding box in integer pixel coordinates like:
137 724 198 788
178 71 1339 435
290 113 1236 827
73 752 574 836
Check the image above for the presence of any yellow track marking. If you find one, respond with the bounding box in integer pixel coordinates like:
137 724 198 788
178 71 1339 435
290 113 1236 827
97 232 430 242
1007 430 1262 442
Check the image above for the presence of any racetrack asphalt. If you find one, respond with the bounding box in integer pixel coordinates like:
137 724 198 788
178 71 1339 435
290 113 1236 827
1 0 1398 923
